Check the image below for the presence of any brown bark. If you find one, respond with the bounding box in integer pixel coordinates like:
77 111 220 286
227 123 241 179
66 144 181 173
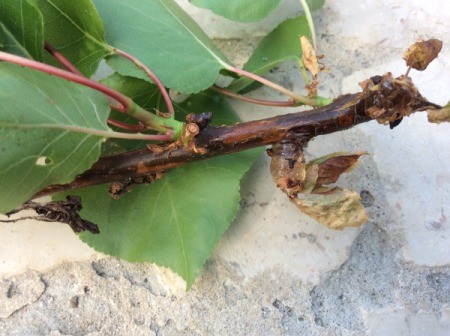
35 74 439 198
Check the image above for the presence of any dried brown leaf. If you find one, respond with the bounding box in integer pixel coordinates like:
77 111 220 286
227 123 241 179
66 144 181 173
293 190 368 230
3 196 99 233
305 78 319 98
403 39 443 71
300 36 322 98
306 152 366 186
362 73 431 125
302 164 319 194
269 143 306 196
427 102 450 124
300 36 319 77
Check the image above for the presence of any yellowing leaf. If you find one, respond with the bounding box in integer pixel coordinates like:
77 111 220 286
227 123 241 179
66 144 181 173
293 190 368 230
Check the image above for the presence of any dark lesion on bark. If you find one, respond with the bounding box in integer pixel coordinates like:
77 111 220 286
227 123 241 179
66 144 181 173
109 172 164 200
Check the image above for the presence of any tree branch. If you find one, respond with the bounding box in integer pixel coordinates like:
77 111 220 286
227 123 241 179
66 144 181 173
35 73 440 198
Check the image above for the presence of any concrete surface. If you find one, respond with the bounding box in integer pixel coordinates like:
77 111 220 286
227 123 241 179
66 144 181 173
1 0 449 335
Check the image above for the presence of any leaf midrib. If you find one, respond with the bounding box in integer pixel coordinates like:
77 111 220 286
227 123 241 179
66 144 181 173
167 179 190 282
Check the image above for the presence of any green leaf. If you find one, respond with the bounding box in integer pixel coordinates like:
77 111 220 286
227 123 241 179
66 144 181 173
101 73 162 113
93 0 232 93
228 15 311 92
0 63 110 213
59 86 262 287
0 0 44 60
36 0 112 76
188 0 281 22
70 150 259 288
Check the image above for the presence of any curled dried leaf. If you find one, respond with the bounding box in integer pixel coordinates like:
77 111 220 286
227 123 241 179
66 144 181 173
269 142 306 196
3 196 99 233
302 164 319 194
427 102 450 124
300 36 325 97
306 152 366 187
362 73 432 125
300 36 319 77
292 190 368 230
269 144 369 229
403 39 443 71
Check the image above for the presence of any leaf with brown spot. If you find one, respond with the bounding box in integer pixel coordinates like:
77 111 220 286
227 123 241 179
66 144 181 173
306 152 366 187
403 39 443 71
292 190 368 230
427 102 450 124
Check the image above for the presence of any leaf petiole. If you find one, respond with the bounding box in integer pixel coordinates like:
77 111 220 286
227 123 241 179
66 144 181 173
299 0 317 49
113 48 175 117
0 51 184 139
226 65 320 107
211 85 296 107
